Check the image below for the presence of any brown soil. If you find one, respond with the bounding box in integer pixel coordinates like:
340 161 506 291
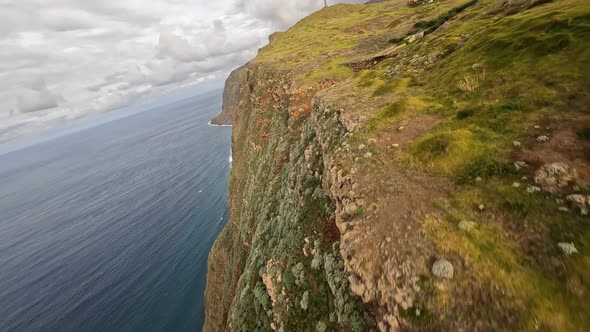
338 114 452 329
515 117 590 188
355 115 449 275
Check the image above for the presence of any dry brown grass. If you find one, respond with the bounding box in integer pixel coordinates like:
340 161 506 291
458 64 486 92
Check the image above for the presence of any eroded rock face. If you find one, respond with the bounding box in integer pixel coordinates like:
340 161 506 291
210 64 248 125
262 259 280 308
534 163 578 194
308 94 450 331
204 65 372 331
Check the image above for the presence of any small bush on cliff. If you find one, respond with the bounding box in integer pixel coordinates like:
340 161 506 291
456 156 512 184
253 282 271 310
409 130 484 175
413 0 479 35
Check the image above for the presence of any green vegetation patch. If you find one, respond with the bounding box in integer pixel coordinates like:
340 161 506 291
372 77 411 96
357 69 384 88
427 178 590 330
366 97 430 134
414 0 479 35
408 129 484 175
303 58 355 86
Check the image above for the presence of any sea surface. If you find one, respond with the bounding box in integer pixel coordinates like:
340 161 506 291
0 91 231 331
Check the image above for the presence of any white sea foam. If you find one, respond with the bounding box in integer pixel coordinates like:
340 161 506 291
207 121 232 127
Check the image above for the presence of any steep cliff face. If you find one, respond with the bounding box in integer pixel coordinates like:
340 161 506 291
204 64 372 331
205 0 590 331
210 64 248 125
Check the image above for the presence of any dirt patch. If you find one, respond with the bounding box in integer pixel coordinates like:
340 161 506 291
337 115 451 329
361 115 448 276
346 45 404 72
515 126 590 189
376 115 443 149
319 216 341 246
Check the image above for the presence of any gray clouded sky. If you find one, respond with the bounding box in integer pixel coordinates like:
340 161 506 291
0 0 365 144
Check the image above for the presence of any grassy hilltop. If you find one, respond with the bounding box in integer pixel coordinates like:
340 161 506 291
205 0 590 330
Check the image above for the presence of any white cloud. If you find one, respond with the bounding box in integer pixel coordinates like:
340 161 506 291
157 32 203 62
17 79 62 113
230 0 366 29
0 0 368 144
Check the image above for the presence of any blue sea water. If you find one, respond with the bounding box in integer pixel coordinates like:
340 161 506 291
0 91 231 331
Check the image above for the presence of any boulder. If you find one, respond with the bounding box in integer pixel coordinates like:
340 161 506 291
566 194 588 211
534 163 577 194
558 242 579 256
432 259 454 279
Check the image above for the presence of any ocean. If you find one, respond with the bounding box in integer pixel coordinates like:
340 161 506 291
0 91 231 331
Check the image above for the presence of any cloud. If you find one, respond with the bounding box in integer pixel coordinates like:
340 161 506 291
230 0 367 29
38 8 107 32
0 0 369 144
17 80 62 113
157 32 203 62
156 19 262 64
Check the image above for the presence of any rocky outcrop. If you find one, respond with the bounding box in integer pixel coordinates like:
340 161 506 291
210 64 248 125
534 162 578 194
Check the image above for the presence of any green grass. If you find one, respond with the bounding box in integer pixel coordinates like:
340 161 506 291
372 82 397 96
427 177 590 330
413 0 479 35
366 97 431 134
303 58 355 85
254 0 476 86
357 70 382 88
372 77 411 96
408 129 488 176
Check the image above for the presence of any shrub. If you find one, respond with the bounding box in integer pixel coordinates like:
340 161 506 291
413 0 479 35
354 206 365 217
311 254 324 270
457 108 476 119
388 36 407 45
413 134 452 159
456 156 512 184
300 291 310 310
283 268 296 290
409 130 481 175
577 127 590 141
292 262 306 286
253 282 272 310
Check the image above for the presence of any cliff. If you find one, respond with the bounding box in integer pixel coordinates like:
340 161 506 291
210 64 248 125
205 0 590 331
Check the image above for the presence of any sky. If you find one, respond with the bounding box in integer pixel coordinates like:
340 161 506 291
0 0 366 145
